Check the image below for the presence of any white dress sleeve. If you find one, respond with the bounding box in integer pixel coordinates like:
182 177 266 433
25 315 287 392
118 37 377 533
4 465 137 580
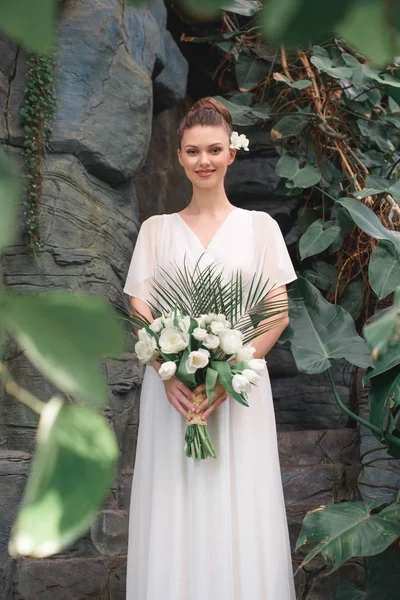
253 211 297 289
123 215 163 303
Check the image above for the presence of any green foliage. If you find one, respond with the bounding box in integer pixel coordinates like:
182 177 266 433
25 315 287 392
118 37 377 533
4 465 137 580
0 149 20 252
20 53 57 250
0 0 56 54
280 277 373 373
296 501 400 573
8 395 118 557
0 289 125 407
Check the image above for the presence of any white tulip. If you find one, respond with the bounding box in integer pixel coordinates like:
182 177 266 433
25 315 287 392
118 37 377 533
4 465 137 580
242 368 259 384
186 348 210 373
178 315 191 332
235 344 256 363
205 312 217 324
162 316 174 328
196 314 208 328
158 361 177 380
232 373 251 394
193 327 208 341
247 358 267 372
159 327 189 354
210 320 226 335
202 333 220 350
135 330 159 364
219 329 243 355
150 317 163 333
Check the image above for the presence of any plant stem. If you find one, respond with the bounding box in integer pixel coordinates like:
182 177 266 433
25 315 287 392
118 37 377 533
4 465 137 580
0 360 45 415
327 368 400 450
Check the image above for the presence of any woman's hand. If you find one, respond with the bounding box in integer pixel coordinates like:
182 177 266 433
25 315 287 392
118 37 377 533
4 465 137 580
192 380 229 420
162 376 197 419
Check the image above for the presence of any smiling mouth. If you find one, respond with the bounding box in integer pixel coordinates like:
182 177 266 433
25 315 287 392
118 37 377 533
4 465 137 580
195 170 215 175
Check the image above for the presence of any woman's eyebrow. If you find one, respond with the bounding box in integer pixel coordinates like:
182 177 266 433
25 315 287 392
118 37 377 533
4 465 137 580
184 142 224 148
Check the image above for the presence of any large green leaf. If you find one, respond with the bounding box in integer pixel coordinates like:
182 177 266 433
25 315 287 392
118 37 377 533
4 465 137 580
339 277 363 319
336 198 400 254
368 364 400 457
368 241 400 300
299 219 341 259
280 277 373 373
235 49 270 92
222 0 262 16
336 548 400 600
363 288 400 379
311 45 353 79
272 113 310 138
296 501 400 572
335 580 365 600
0 0 56 54
304 261 338 292
0 290 125 406
0 149 20 253
276 153 321 188
213 95 270 126
261 0 352 47
337 0 400 65
8 395 118 557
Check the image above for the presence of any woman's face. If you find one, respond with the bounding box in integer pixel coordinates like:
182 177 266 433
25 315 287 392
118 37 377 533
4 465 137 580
177 124 236 187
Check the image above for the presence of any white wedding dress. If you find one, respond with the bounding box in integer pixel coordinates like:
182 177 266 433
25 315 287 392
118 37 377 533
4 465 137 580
123 207 297 600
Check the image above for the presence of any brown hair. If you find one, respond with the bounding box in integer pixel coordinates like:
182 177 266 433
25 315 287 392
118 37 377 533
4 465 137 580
177 97 232 148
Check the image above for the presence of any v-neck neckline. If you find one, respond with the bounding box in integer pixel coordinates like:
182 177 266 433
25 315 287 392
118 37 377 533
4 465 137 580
174 207 240 252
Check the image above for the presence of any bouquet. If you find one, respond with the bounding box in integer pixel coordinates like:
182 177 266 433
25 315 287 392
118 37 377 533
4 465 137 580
128 258 289 459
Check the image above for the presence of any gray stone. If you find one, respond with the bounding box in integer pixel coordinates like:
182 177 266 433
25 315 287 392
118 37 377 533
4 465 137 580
90 509 129 556
282 463 361 506
133 103 191 220
0 451 31 560
278 429 360 466
11 556 110 600
271 348 354 430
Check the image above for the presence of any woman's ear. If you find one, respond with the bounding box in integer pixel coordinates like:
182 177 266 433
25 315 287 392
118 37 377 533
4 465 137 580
228 148 236 165
177 148 183 167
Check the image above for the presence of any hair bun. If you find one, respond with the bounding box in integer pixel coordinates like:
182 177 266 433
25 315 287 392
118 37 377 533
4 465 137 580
177 96 233 147
189 97 233 127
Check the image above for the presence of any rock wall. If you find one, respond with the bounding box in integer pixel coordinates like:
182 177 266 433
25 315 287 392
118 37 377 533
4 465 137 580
0 1 188 597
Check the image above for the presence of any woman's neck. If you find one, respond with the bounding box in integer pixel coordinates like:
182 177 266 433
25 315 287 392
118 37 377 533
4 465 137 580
186 184 233 216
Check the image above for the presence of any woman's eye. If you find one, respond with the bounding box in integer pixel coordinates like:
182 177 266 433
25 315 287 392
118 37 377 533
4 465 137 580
211 147 221 153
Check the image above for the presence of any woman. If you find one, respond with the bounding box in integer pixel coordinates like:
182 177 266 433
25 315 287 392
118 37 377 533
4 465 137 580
123 97 297 599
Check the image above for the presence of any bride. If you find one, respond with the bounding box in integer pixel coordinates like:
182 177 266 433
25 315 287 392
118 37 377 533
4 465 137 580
123 97 297 599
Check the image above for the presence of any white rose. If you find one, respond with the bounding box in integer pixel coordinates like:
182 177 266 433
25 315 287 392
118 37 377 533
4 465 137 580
202 333 220 350
242 368 260 384
150 317 163 333
232 373 251 394
186 348 210 373
178 315 191 332
219 329 243 355
135 329 158 364
159 327 189 354
235 344 256 363
247 358 267 372
193 327 208 341
210 320 226 335
158 361 177 380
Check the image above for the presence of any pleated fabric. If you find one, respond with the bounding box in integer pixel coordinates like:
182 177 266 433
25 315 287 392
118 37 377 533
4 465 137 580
124 208 297 600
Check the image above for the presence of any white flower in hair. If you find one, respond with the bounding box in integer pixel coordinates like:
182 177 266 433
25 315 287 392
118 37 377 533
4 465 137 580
230 131 250 151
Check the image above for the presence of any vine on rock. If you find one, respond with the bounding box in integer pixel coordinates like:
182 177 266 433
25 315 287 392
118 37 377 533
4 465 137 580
20 54 56 251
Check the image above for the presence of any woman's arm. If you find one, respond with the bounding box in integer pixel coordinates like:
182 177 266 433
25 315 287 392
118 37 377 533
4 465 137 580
250 284 290 359
129 297 161 373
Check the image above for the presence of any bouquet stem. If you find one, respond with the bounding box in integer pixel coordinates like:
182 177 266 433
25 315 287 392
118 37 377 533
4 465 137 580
184 393 217 459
